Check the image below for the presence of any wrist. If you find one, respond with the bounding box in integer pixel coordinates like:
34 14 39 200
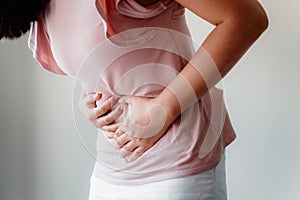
153 89 181 125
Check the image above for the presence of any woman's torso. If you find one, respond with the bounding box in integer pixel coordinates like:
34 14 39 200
40 0 236 185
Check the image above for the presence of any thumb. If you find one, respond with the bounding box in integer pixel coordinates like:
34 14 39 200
94 93 102 101
118 95 132 104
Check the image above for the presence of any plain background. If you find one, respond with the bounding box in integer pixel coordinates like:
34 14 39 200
0 0 299 200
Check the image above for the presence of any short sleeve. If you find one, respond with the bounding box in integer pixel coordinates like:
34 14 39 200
115 0 175 18
95 0 178 39
28 15 67 76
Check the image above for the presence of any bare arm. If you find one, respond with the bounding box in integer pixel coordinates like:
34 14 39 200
115 0 268 161
155 0 269 123
80 0 269 162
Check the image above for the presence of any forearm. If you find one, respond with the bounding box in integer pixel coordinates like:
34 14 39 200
155 0 269 123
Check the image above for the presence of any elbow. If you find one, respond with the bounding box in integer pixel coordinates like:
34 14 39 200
227 2 269 38
254 2 269 34
246 2 269 36
249 9 269 40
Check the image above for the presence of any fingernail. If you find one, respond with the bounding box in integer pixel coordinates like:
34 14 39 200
120 153 126 158
107 134 114 139
118 98 126 104
94 94 99 99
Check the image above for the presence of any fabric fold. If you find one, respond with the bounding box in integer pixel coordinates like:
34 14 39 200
95 0 176 40
116 0 174 18
28 14 67 75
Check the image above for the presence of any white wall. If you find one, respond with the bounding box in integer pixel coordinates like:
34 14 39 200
0 36 97 200
186 0 300 199
0 0 299 200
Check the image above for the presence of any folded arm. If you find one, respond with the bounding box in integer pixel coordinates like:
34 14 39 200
157 0 269 123
79 0 268 162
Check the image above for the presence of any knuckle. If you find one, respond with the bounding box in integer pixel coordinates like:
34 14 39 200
116 132 122 137
116 106 123 114
115 143 120 149
108 126 116 132
104 116 112 124
144 140 151 146
88 95 94 103
111 124 117 130
116 129 124 136
116 140 123 146
107 126 114 131
103 98 112 108
135 148 144 155
123 146 129 152
90 110 97 118
98 120 105 127
95 107 104 117
94 122 101 129
87 114 94 121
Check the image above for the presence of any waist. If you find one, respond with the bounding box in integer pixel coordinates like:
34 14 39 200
93 100 235 181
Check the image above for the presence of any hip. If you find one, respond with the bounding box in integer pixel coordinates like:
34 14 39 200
88 152 227 200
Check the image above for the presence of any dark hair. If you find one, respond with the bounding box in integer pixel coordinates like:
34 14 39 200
0 0 50 40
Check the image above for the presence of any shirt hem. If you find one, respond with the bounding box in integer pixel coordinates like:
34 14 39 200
91 152 223 186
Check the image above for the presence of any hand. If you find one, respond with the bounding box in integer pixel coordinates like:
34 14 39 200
114 129 167 162
113 95 174 162
117 95 169 138
79 90 124 136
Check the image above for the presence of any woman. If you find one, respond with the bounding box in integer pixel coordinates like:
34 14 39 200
0 0 268 199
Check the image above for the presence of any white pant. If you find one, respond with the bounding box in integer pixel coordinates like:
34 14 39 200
88 153 227 200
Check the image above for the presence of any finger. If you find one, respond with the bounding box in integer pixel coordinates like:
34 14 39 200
97 105 123 127
94 93 102 101
106 132 116 139
118 95 132 104
94 96 118 118
81 93 102 108
101 123 120 133
119 141 139 158
80 89 88 99
115 127 126 138
127 147 145 162
114 134 131 149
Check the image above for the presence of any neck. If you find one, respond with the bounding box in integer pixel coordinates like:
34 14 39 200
135 0 160 7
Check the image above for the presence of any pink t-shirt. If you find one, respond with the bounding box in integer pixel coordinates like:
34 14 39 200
28 0 236 185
